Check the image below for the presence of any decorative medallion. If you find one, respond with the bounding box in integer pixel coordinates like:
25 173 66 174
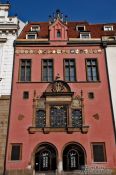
52 82 65 92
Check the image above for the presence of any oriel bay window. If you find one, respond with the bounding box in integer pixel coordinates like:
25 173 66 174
29 80 89 133
86 59 99 81
19 59 31 81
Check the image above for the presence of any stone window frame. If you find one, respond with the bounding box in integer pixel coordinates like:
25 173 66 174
41 59 54 82
85 58 99 82
19 59 32 82
64 59 77 82
91 142 107 163
9 143 22 161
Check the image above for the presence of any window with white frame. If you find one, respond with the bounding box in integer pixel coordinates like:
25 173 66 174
104 25 113 31
76 25 85 31
26 33 37 39
80 32 91 39
31 25 40 32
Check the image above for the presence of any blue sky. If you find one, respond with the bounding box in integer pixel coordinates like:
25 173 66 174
2 0 116 24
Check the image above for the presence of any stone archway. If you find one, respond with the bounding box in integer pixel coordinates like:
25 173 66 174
34 143 57 173
63 143 86 171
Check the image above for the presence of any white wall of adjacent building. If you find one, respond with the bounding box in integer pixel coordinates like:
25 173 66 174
106 46 116 129
0 3 25 96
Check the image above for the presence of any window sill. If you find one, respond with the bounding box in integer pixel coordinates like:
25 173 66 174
28 125 89 134
16 81 101 84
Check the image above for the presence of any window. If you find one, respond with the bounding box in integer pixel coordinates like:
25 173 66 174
64 59 76 81
76 25 85 31
72 109 82 128
42 59 53 81
11 144 22 160
92 143 106 162
88 92 94 99
104 25 113 31
36 110 46 128
80 33 91 39
57 30 61 38
86 59 99 81
20 60 31 82
26 34 37 39
31 25 40 32
23 91 29 99
50 105 67 128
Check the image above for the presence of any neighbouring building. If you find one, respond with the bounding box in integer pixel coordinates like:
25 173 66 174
5 10 116 175
0 1 25 175
102 31 116 129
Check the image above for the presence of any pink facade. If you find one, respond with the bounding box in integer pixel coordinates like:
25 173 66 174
6 10 116 175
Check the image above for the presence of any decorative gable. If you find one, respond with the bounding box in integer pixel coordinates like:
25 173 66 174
49 10 68 41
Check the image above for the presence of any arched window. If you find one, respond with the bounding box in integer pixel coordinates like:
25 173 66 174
63 144 85 171
35 144 57 172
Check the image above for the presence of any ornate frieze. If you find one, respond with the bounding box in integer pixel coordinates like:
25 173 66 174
15 48 102 55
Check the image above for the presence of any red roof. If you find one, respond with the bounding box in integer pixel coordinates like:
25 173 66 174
19 21 116 39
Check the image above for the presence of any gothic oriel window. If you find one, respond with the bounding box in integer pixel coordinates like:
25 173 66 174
36 110 46 128
86 59 99 81
20 59 31 82
72 109 82 128
64 59 76 81
42 59 53 81
29 81 88 134
50 105 67 127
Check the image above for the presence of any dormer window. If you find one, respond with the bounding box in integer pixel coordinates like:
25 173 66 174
57 30 61 38
26 33 37 39
104 25 113 31
80 32 91 39
76 25 85 31
31 25 40 32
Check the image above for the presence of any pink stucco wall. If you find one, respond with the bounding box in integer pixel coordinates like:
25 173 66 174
6 44 116 170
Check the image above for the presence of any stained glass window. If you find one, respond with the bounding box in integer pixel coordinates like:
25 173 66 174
50 105 67 127
72 109 82 128
36 110 45 128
